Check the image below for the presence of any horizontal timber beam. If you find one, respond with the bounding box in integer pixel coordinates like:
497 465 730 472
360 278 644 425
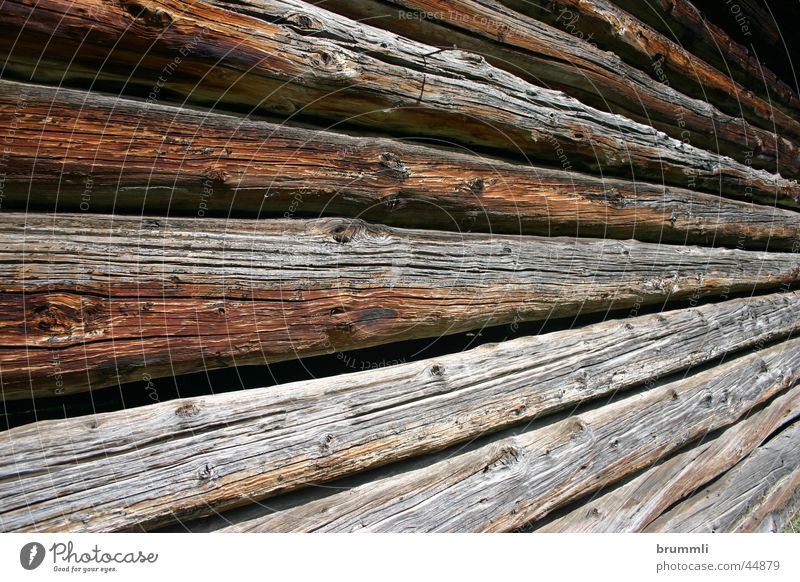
2 80 799 249
2 213 800 398
0 0 797 206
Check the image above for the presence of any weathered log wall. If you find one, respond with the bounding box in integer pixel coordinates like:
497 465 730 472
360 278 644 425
2 292 798 531
1 0 799 534
537 385 800 532
645 421 800 533
305 0 800 175
1 0 798 207
210 337 800 532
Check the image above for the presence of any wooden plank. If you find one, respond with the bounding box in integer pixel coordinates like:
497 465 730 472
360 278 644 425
536 383 800 532
3 213 800 399
1 0 798 207
645 420 800 532
211 336 800 532
1 291 799 532
3 81 800 250
606 0 800 120
306 0 800 176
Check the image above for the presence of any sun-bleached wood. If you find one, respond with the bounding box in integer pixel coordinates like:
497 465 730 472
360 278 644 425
2 293 799 532
307 0 800 175
209 337 800 532
645 421 800 533
536 384 800 532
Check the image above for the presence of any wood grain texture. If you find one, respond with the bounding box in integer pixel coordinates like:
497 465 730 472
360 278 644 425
2 292 799 532
3 212 800 399
309 0 800 175
645 420 800 533
1 0 798 207
607 0 800 119
212 336 800 532
3 80 800 250
536 383 800 532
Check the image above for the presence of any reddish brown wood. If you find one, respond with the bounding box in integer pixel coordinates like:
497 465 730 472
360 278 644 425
2 212 800 399
0 0 797 207
2 80 799 249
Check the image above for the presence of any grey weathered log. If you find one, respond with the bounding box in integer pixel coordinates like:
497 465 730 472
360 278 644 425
606 0 800 120
1 0 798 207
210 336 800 532
2 292 799 532
3 80 800 250
645 420 800 533
536 383 800 532
751 478 800 533
300 0 800 176
3 213 800 399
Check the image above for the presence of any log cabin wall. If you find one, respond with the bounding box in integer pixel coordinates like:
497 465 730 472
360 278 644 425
0 0 799 533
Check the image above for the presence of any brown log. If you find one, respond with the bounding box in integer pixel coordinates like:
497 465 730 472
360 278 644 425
211 336 800 532
1 0 798 207
3 80 800 250
645 420 800 533
2 291 798 532
4 213 800 399
536 382 800 532
606 0 800 119
306 0 800 176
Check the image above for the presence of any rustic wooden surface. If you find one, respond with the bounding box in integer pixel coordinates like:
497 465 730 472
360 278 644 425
537 383 800 532
606 0 800 119
309 0 800 175
1 0 798 207
3 80 800 249
3 212 799 399
1 0 799 535
645 420 800 533
2 292 798 532
209 337 800 532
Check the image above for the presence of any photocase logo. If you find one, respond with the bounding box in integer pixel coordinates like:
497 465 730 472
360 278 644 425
20 542 46 570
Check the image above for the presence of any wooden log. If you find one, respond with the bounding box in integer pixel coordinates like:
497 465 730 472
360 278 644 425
305 0 800 176
211 336 800 532
3 81 800 250
751 479 800 533
606 0 800 119
3 212 800 399
1 0 798 207
536 383 800 532
2 291 799 532
645 420 800 533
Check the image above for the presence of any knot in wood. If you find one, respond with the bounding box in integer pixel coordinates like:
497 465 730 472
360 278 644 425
119 1 173 28
310 48 352 75
31 299 82 335
330 222 361 244
285 12 323 33
377 152 410 181
465 177 485 195
175 402 201 418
